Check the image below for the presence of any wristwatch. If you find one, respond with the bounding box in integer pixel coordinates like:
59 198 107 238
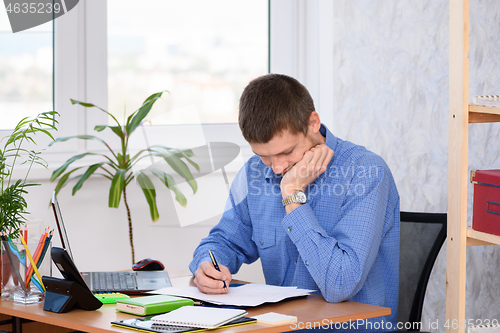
282 190 307 206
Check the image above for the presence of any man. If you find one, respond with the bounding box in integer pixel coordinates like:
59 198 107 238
189 74 400 330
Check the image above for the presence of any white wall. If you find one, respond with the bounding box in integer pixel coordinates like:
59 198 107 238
330 0 500 332
24 156 266 283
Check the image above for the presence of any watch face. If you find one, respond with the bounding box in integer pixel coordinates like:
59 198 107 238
296 191 307 203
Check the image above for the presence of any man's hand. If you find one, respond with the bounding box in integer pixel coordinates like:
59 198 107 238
193 261 232 294
281 144 334 211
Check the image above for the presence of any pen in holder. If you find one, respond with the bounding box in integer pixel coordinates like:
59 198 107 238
1 233 52 304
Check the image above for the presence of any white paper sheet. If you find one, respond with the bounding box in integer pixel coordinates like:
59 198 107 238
149 284 315 307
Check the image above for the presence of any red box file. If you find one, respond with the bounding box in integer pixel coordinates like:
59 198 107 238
472 169 500 236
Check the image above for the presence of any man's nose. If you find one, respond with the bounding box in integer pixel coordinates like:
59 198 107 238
271 156 287 174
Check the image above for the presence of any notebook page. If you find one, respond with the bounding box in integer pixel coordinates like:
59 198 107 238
151 306 247 329
150 284 315 307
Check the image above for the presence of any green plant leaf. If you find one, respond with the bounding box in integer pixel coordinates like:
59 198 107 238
126 91 167 135
149 146 197 194
180 148 195 157
177 151 200 172
136 171 159 221
110 126 124 138
149 168 187 207
50 152 99 181
0 180 29 234
109 169 127 208
2 111 59 190
72 163 105 195
38 127 56 139
50 135 118 161
116 153 131 167
128 148 151 165
50 135 107 148
71 99 122 127
53 167 83 194
94 124 124 138
70 99 100 109
94 125 107 132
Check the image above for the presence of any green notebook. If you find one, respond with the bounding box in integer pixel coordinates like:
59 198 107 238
116 295 194 316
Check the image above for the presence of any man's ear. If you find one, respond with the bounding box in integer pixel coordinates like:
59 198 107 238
308 111 321 133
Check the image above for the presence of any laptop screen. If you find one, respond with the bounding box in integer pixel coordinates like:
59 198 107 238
51 191 74 261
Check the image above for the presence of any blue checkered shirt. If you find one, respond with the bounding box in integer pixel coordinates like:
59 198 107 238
190 125 400 330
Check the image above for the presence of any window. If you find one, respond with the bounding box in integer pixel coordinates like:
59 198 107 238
0 12 53 131
107 0 269 126
2 0 331 180
53 0 320 155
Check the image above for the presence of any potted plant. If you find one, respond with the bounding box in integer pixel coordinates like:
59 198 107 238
0 111 58 294
0 111 59 237
50 92 199 264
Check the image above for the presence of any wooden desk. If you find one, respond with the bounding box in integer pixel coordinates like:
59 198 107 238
0 271 390 333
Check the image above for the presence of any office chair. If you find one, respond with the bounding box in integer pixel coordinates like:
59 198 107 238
289 211 447 333
398 211 447 331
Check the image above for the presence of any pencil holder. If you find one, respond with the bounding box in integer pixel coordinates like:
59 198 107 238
1 238 52 304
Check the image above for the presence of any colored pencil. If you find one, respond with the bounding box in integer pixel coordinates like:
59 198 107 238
25 228 47 285
26 230 53 287
18 232 45 292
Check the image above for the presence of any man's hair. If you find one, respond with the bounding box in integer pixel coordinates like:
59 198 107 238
238 74 315 143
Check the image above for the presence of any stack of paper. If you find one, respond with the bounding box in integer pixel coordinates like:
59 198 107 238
253 312 298 325
473 95 500 107
469 324 500 333
150 284 315 307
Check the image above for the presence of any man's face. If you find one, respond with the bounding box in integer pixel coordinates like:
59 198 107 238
249 129 317 176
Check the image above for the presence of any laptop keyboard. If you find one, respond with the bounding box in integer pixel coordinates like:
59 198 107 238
91 272 137 291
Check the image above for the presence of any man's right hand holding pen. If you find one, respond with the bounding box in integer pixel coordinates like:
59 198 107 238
194 261 232 294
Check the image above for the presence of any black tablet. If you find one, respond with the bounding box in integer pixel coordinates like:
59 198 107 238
51 246 90 292
43 247 102 312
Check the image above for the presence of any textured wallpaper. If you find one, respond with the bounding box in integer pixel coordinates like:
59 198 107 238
331 0 500 331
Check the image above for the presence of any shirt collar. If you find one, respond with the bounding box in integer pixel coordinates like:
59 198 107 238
264 123 338 180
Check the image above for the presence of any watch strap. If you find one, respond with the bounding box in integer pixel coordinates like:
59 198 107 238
282 191 306 206
282 194 297 206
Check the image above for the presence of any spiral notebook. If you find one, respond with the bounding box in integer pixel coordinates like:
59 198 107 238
151 306 247 329
111 316 256 333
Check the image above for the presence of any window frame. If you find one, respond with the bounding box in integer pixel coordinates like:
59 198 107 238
57 0 269 156
10 0 335 180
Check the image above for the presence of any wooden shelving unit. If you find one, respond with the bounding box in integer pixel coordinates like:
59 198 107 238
469 105 500 123
446 0 500 332
466 228 500 247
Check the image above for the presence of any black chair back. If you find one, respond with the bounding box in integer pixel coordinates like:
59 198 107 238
398 212 447 331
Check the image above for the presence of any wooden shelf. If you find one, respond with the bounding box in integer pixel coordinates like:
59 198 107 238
466 227 500 246
469 105 500 123
445 1 499 331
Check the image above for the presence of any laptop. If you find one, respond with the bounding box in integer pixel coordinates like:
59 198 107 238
51 191 172 294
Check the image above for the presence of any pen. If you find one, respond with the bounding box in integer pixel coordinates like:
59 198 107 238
208 250 228 292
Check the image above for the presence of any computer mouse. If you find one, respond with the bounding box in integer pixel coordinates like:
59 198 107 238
132 258 165 271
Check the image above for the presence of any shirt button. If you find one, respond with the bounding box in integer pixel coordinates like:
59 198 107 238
287 227 292 232
305 261 309 266
260 240 264 245
294 261 297 265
